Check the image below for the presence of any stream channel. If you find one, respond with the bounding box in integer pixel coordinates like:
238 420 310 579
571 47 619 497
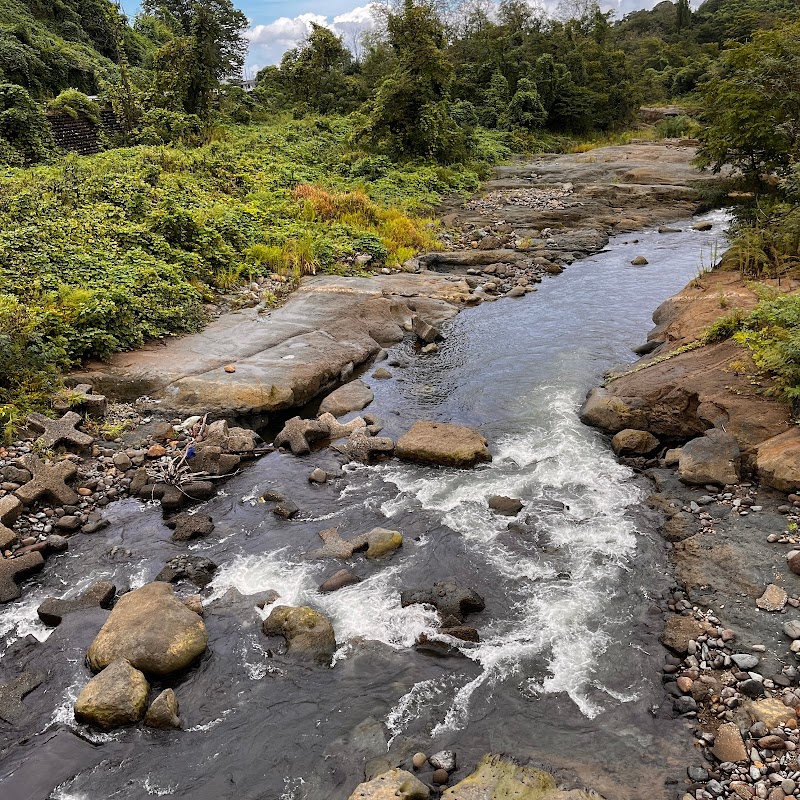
1 210 729 800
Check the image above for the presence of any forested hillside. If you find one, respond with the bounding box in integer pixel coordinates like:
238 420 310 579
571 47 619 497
0 0 151 95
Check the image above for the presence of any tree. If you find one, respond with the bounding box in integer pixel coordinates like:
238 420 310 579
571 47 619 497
360 0 468 161
143 0 248 118
504 78 547 130
676 0 692 31
279 24 357 114
696 23 800 184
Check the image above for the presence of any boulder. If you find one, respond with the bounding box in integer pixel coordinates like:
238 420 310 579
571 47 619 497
87 582 209 675
579 388 648 433
442 754 598 799
319 569 361 593
274 417 330 456
318 380 374 418
144 688 181 730
411 315 442 344
347 769 430 800
611 429 659 456
155 555 218 588
365 528 403 559
37 581 116 627
167 512 215 542
487 496 523 516
678 429 740 486
631 256 649 266
262 605 336 665
756 429 800 493
74 660 149 731
400 581 485 621
396 422 491 468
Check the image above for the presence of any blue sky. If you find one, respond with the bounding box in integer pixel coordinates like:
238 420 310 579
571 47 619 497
121 1 686 73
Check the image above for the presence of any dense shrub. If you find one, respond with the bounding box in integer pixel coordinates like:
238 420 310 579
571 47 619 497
0 82 52 164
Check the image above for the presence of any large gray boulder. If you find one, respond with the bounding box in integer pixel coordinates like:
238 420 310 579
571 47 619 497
262 605 336 665
678 429 740 486
87 582 208 676
74 659 149 731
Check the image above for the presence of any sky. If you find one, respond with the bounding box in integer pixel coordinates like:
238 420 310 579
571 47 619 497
120 1 691 75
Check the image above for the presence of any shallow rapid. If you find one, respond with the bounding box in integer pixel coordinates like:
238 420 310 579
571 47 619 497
1 211 728 799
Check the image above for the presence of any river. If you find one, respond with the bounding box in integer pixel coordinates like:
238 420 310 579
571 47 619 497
1 210 728 800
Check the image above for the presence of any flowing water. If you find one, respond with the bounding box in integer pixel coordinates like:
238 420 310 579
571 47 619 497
1 211 729 800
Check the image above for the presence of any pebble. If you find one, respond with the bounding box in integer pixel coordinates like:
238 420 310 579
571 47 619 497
432 769 450 785
411 752 427 770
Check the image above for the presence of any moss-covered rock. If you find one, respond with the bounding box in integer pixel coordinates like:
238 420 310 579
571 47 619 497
442 754 602 799
262 605 336 665
348 768 430 800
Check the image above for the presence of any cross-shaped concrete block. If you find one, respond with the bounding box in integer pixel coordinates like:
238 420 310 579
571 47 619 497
274 417 330 455
316 413 366 441
14 454 79 506
53 384 107 416
0 551 45 603
26 411 94 451
333 429 395 463
0 495 22 550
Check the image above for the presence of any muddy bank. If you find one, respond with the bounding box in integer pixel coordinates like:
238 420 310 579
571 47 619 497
72 142 718 419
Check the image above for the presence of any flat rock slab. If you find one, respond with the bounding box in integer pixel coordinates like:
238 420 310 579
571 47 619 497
71 276 465 416
37 581 116 627
0 552 45 603
396 422 491 468
14 454 79 506
0 672 42 724
310 527 402 560
26 411 94 451
756 583 788 612
0 730 105 800
318 380 374 418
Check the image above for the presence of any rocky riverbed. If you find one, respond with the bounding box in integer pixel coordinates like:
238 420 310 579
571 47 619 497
5 142 796 800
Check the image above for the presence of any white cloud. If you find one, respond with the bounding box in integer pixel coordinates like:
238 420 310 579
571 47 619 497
245 4 379 70
243 0 701 73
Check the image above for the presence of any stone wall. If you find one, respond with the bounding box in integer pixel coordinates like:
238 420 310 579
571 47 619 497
48 108 125 156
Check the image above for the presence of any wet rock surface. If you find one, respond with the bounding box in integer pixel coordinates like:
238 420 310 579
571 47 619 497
87 582 209 675
0 148 735 800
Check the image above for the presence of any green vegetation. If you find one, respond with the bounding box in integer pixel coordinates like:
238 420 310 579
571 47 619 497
0 116 505 413
705 293 800 401
0 0 799 420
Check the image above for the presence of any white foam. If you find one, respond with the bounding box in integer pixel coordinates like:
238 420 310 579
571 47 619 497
209 552 438 660
379 387 646 730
